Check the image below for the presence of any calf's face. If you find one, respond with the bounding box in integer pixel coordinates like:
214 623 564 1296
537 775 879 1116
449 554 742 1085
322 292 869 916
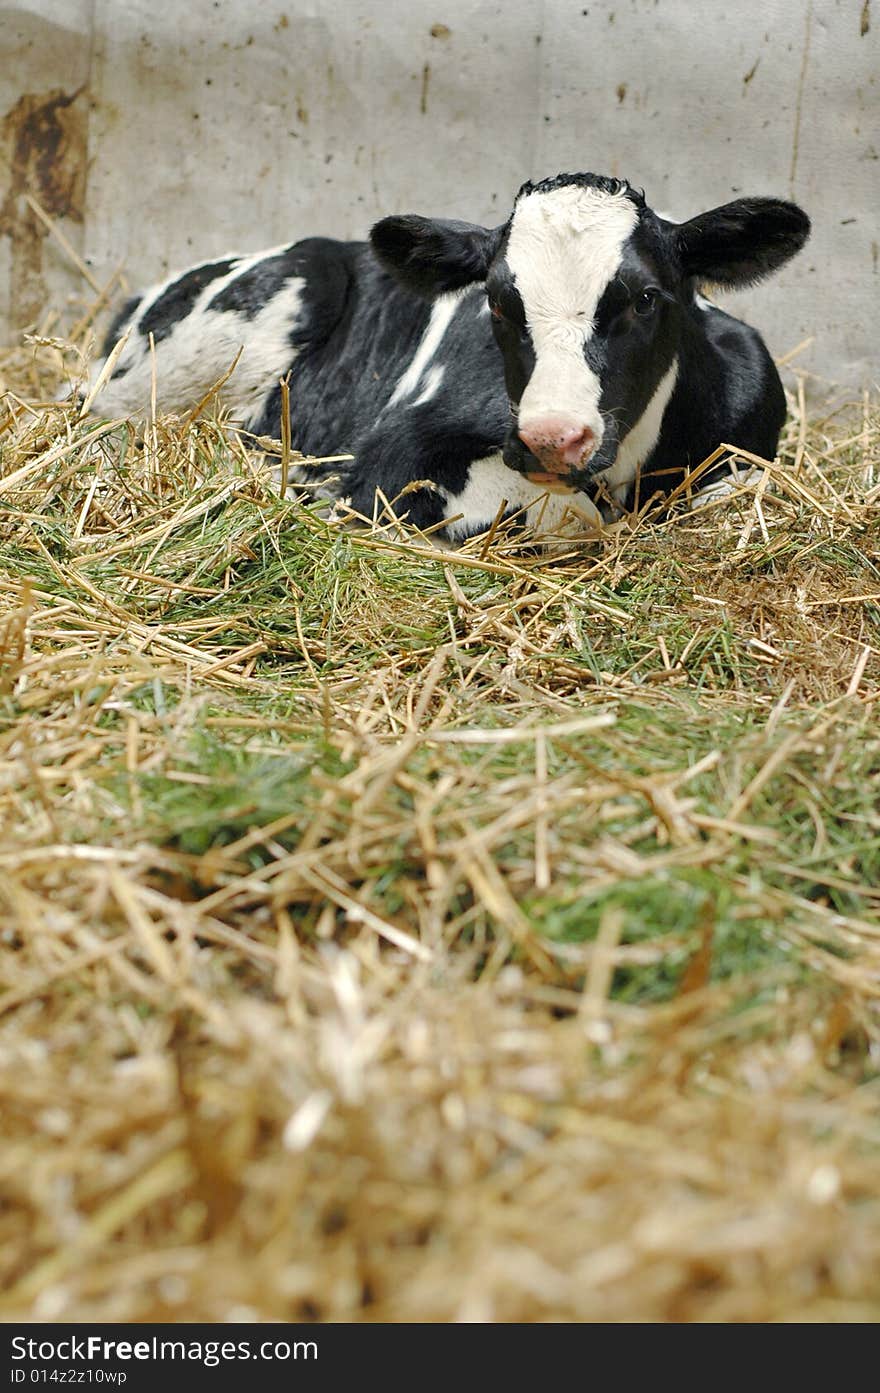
371 174 809 492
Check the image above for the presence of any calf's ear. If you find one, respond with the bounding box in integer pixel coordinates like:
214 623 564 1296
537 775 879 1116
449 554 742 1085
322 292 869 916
675 198 810 288
371 215 502 297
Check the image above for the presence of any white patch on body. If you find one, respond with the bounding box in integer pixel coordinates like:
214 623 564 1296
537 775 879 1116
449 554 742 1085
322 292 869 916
412 363 445 408
597 357 679 503
690 465 762 509
505 185 639 443
443 453 602 542
385 288 466 409
86 246 306 430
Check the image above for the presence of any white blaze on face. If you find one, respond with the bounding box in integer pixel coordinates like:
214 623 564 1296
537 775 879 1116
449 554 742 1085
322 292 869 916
505 184 639 446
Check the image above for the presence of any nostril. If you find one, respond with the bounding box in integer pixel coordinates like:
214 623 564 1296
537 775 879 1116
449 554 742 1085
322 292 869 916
568 425 595 453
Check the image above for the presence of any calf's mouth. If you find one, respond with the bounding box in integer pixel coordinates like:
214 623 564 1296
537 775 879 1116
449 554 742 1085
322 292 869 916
502 424 619 493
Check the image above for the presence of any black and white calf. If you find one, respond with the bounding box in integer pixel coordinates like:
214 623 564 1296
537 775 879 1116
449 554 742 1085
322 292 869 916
88 172 809 541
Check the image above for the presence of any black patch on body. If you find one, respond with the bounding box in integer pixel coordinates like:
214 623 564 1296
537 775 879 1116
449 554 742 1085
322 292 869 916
101 294 143 357
246 244 508 530
206 241 342 320
139 258 237 344
103 295 143 376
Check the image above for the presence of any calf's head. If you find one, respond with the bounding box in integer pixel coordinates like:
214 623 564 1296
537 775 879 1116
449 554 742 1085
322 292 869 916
371 174 809 490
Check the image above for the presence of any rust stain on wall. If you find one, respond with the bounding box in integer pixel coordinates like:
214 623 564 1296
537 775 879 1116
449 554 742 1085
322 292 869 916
0 88 87 330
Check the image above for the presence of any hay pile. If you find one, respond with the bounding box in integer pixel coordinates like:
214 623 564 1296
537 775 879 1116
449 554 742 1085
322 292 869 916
1 325 879 1322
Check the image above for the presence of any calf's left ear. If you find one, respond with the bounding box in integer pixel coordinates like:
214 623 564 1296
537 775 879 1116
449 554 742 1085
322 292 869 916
675 198 810 288
371 215 502 297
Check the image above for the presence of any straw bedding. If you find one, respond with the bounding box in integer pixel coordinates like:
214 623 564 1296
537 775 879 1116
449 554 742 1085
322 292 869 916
1 319 879 1322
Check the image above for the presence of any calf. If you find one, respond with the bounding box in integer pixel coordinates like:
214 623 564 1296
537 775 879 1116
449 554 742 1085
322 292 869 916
87 172 809 541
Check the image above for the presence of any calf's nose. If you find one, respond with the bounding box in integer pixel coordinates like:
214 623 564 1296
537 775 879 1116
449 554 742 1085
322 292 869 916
518 417 597 473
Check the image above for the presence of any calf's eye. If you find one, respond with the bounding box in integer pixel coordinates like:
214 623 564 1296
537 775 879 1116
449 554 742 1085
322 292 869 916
634 287 660 317
489 301 504 321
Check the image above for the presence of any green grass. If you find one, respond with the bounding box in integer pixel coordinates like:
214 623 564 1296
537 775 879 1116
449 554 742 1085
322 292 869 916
2 406 879 1013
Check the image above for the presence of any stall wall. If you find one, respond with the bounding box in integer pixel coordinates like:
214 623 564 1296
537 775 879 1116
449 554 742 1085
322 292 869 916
1 0 877 387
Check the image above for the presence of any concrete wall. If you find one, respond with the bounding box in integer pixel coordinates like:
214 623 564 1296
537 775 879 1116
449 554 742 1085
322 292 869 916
1 0 877 388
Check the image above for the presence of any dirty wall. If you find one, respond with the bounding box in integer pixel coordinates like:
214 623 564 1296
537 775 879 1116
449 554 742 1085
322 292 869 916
1 0 877 388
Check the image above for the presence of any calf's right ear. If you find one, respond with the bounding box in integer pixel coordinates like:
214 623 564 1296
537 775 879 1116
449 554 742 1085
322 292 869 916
371 215 502 297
